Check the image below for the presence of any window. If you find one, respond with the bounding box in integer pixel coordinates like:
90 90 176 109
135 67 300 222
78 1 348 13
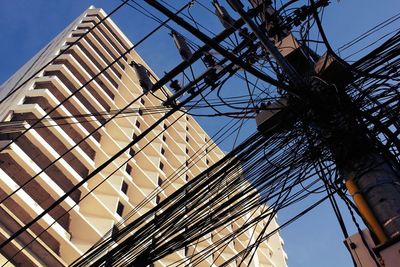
185 247 189 257
121 181 128 194
186 136 189 142
158 177 163 186
111 225 119 240
140 98 145 105
185 161 189 167
126 164 132 175
156 195 160 204
116 202 124 216
132 133 137 139
186 126 189 131
159 162 164 171
206 159 209 165
161 147 165 155
163 123 167 130
185 148 189 154
186 116 189 121
129 148 135 157
138 109 143 116
186 174 189 181
162 135 167 142
136 120 141 129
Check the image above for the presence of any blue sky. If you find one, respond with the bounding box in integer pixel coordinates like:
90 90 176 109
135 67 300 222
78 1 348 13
0 1 399 266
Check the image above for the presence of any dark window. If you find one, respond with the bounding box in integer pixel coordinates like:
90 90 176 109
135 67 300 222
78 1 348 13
206 159 209 165
116 202 124 216
161 148 165 155
185 247 189 257
186 136 189 142
156 195 160 204
186 126 189 131
186 116 189 121
186 148 189 154
140 98 145 105
121 181 128 194
138 109 143 116
136 120 141 128
162 135 166 142
129 148 135 157
126 164 132 175
186 174 189 181
205 147 208 153
185 161 189 167
132 133 137 139
111 225 119 240
158 177 162 186
159 162 164 171
163 123 167 130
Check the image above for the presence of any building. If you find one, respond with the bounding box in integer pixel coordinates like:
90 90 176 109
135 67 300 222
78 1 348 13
0 6 287 267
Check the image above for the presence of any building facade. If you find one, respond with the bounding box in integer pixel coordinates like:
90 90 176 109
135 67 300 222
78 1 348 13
0 6 287 267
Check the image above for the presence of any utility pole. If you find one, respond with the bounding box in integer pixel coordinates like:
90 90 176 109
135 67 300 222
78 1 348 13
142 0 399 265
227 0 400 265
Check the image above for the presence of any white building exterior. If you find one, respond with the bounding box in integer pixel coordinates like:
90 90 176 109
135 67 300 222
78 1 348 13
0 6 287 267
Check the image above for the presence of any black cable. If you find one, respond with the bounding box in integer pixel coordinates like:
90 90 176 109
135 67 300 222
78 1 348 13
6 81 232 264
0 0 130 105
0 3 194 207
0 2 194 249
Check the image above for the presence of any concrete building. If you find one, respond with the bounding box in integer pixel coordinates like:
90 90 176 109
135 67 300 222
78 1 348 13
0 6 287 267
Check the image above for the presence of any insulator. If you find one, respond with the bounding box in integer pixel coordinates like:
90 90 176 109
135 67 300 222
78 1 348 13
246 52 258 65
293 18 301 26
171 30 192 62
212 1 235 29
239 27 249 39
130 62 152 92
163 97 177 107
169 80 182 93
204 68 219 89
268 26 279 37
259 101 272 110
299 6 308 21
203 53 216 68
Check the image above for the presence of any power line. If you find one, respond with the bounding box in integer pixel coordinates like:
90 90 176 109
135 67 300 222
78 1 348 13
0 0 129 105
